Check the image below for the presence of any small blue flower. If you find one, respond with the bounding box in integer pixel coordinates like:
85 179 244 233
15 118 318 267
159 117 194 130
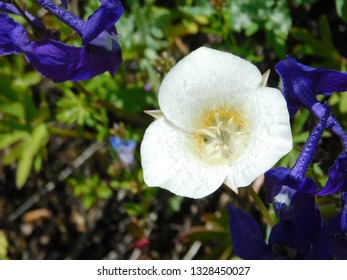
110 136 136 167
0 0 123 82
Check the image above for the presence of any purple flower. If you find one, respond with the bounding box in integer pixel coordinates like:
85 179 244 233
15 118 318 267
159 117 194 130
0 0 123 82
230 106 329 259
276 56 347 116
243 102 347 259
316 152 347 196
110 137 136 167
275 57 347 235
265 168 318 220
228 205 333 259
276 56 347 148
315 152 347 233
264 104 329 220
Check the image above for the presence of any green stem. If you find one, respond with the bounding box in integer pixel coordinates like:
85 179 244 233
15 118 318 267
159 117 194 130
246 186 275 227
11 0 44 37
48 125 96 140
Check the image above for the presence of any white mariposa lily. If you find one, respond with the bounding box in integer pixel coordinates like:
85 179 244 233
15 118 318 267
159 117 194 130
140 47 292 198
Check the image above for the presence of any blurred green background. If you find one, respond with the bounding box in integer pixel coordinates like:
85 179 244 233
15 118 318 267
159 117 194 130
1 0 347 259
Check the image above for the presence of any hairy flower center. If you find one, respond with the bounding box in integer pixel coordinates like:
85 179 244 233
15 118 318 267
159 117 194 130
194 108 250 166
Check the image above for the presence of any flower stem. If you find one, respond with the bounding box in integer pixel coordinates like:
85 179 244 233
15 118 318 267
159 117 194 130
35 0 85 35
246 186 275 227
327 117 347 151
48 125 96 140
311 102 347 151
11 0 43 37
292 103 330 179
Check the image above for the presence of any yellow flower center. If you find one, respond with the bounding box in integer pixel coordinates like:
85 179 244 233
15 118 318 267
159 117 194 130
194 107 250 166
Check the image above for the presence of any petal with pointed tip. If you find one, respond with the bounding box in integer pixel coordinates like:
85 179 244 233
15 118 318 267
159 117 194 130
228 205 272 259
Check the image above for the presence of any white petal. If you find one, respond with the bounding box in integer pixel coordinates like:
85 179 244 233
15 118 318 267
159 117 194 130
158 47 262 131
225 87 292 189
140 118 229 198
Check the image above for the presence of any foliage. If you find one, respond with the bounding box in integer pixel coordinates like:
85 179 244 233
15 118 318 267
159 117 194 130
0 231 9 260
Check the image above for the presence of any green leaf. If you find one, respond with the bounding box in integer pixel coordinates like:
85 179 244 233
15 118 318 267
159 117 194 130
96 185 112 199
2 141 26 165
0 102 25 119
123 202 144 217
336 0 347 21
16 124 49 187
12 71 41 89
167 195 184 213
82 196 95 210
0 231 9 260
0 131 28 150
339 92 347 113
180 226 229 243
293 131 309 144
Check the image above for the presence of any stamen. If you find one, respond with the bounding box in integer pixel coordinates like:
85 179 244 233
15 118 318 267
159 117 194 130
195 108 250 165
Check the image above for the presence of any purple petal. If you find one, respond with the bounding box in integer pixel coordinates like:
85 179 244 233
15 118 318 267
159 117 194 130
227 205 272 259
0 14 29 55
24 39 121 82
291 195 322 241
342 192 347 232
82 0 124 44
61 0 67 8
265 167 317 199
265 167 318 221
316 152 347 196
276 56 318 115
269 208 331 259
276 56 347 115
0 2 45 30
326 215 347 259
268 221 303 259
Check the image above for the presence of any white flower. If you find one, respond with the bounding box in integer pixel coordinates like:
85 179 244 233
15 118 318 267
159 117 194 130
140 47 292 199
